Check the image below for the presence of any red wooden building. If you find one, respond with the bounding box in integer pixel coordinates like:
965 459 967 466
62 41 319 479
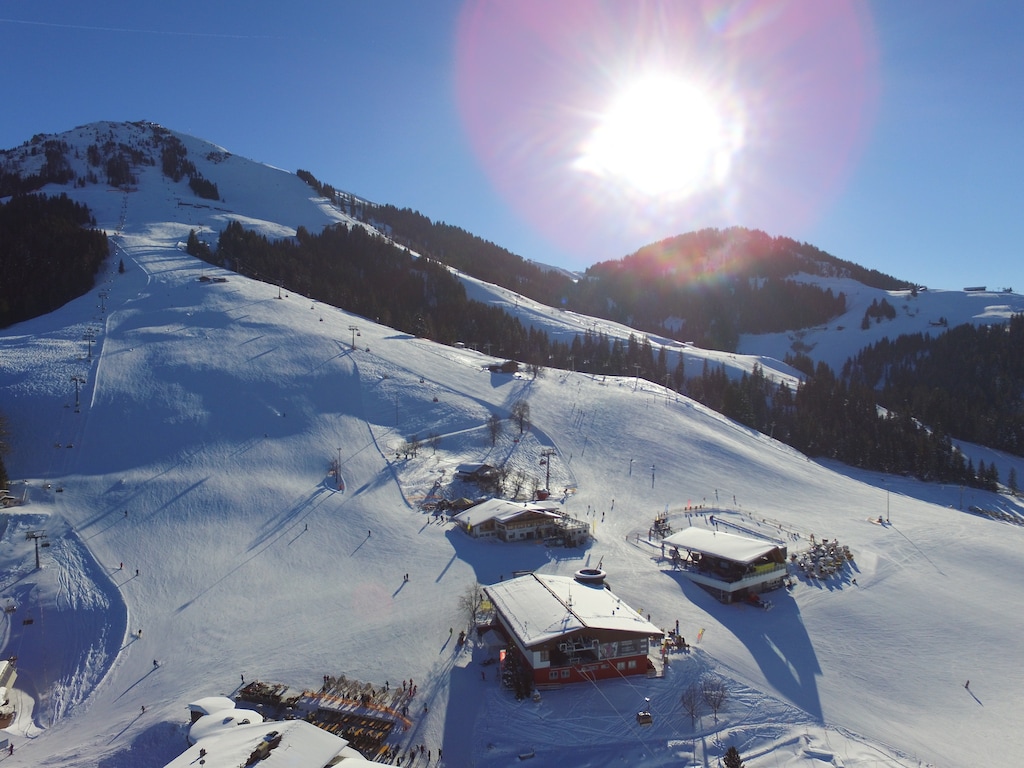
484 571 662 686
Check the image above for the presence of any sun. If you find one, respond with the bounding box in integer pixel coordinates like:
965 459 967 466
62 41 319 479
575 73 744 200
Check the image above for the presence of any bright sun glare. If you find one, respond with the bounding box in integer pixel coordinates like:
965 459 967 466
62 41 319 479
576 73 743 199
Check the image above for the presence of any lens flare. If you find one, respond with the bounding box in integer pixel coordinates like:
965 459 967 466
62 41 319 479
454 1 879 267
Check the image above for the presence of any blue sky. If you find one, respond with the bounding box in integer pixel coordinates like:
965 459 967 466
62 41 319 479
2 1 1022 291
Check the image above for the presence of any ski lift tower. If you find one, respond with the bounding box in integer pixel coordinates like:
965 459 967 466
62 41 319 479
83 329 96 360
540 448 556 492
348 325 360 349
26 530 48 570
71 375 86 412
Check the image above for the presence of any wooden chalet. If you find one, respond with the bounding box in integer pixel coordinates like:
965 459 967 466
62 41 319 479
484 572 661 686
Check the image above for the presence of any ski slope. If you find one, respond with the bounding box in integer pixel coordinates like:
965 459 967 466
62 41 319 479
1 124 1024 767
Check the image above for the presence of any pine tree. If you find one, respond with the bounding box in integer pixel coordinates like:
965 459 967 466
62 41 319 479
723 745 744 768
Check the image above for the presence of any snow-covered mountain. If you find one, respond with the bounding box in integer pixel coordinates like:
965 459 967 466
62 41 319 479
2 122 1024 767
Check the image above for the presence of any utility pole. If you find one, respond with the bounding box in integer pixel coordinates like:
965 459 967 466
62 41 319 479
337 447 343 490
541 448 556 491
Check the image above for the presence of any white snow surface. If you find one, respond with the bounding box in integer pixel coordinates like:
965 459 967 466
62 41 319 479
1 123 1024 767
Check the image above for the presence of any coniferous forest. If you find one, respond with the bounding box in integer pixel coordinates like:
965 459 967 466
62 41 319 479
844 316 1024 461
364 201 908 352
0 193 109 328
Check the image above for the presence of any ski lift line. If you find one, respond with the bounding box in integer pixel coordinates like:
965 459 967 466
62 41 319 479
573 661 657 755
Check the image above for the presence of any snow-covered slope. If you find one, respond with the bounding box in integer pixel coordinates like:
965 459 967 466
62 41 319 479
2 123 1024 767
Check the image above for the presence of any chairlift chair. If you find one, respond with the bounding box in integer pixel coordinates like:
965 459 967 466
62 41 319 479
636 697 653 726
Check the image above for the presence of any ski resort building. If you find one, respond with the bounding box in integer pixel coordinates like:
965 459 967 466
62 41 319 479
169 698 374 767
0 657 15 728
662 527 788 603
483 571 662 686
454 463 499 483
452 498 589 546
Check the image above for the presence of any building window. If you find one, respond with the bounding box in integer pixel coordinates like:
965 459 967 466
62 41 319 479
628 660 637 670
560 669 570 679
539 649 549 662
616 662 625 671
549 671 558 681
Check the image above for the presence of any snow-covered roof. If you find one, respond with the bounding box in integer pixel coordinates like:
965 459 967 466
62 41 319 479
484 573 661 648
187 695 236 717
166 719 369 768
188 707 265 744
451 498 560 526
662 527 781 564
455 462 496 474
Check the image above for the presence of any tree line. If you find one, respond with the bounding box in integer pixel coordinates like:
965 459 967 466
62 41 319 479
0 193 109 328
683 356 1001 491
